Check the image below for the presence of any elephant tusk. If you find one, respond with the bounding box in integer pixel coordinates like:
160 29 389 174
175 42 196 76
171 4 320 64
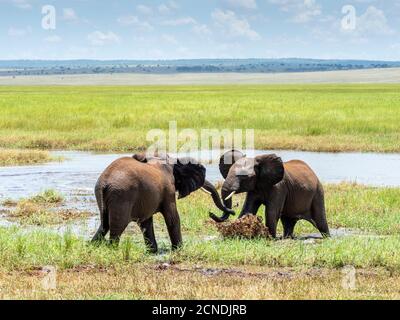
200 187 212 195
224 191 236 201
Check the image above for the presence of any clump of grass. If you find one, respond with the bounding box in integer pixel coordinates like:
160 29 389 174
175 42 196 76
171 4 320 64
0 148 61 166
30 189 64 205
2 199 18 207
2 190 91 226
6 201 91 226
7 200 56 226
121 238 134 261
213 215 270 239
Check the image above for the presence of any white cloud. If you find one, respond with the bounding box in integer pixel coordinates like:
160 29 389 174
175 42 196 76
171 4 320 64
88 31 120 46
8 26 32 37
117 15 153 31
223 0 257 9
161 17 197 26
44 35 62 43
212 9 260 40
10 0 31 10
158 1 179 14
193 24 212 37
312 5 395 45
62 8 78 22
354 6 395 36
136 4 153 15
268 0 321 23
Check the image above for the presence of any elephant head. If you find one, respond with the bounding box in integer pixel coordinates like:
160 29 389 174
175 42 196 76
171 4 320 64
210 152 285 223
133 153 235 217
208 150 245 222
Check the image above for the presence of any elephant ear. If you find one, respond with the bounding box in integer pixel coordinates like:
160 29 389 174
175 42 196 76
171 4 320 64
254 154 285 187
219 150 245 179
173 158 206 199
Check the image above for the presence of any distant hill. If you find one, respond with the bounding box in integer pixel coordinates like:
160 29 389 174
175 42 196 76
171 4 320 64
1 58 399 77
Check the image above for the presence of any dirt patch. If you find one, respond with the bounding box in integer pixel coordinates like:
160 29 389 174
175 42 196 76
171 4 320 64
212 215 270 239
153 263 327 280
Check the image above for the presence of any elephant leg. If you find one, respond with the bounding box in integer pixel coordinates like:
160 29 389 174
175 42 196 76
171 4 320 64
281 216 297 239
311 185 330 238
139 217 158 253
92 225 109 243
265 190 286 239
108 202 132 245
238 192 262 219
265 209 280 238
162 202 182 251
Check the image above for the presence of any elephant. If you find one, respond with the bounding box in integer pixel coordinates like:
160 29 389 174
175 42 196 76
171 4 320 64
210 150 330 239
91 153 234 252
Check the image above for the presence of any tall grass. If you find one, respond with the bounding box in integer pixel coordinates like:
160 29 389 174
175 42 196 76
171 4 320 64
0 184 400 299
0 85 399 152
0 184 399 271
0 148 55 166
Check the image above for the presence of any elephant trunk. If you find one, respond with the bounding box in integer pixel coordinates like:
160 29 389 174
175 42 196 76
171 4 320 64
210 187 237 223
202 180 235 223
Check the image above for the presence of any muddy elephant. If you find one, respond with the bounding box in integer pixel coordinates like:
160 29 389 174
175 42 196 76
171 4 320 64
92 154 234 252
211 150 330 239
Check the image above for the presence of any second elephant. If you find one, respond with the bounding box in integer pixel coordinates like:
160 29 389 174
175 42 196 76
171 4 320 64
211 150 330 239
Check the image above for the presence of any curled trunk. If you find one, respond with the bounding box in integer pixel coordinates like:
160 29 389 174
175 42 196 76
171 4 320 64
202 180 235 223
210 188 235 223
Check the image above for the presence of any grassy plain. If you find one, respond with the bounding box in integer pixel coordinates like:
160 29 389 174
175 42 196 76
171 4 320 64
1 184 400 299
0 83 399 299
0 148 56 166
0 85 399 152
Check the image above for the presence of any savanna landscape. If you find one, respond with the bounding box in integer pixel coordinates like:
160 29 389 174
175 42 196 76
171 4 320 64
0 83 400 300
0 84 399 152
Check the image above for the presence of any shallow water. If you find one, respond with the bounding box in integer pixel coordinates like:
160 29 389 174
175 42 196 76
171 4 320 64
1 150 399 203
0 150 399 238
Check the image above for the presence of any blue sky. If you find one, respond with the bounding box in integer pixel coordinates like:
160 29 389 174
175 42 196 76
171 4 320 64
0 0 399 60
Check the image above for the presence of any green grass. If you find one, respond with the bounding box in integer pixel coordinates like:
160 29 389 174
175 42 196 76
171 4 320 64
0 184 399 271
2 189 90 226
0 184 400 299
0 85 399 152
0 148 59 166
29 189 64 205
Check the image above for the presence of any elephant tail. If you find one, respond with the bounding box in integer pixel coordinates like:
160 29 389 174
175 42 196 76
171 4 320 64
95 181 110 231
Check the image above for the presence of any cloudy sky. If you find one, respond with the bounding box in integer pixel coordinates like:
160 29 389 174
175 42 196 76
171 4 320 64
0 0 399 60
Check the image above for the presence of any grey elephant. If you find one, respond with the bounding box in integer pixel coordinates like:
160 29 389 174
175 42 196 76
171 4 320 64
92 153 234 252
211 150 330 239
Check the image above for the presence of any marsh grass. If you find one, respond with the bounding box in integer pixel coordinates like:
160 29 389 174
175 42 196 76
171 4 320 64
0 148 60 166
0 85 399 152
29 189 64 205
2 190 90 226
0 183 399 299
